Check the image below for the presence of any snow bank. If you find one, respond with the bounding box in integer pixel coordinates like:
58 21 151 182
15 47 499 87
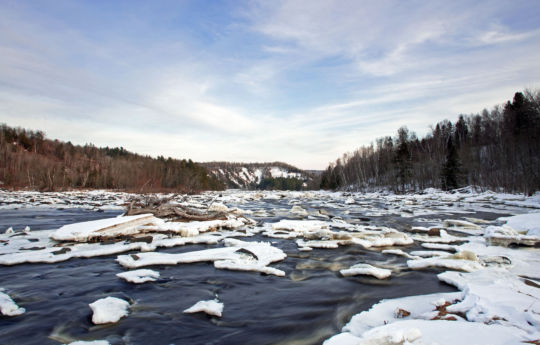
439 269 540 336
502 212 540 236
0 289 25 316
183 299 223 317
89 297 130 324
407 256 483 272
326 319 529 345
116 269 160 283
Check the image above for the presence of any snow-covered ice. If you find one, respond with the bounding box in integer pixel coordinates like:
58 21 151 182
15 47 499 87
117 239 287 276
50 214 158 242
0 288 25 316
183 299 223 317
89 296 130 324
116 269 160 283
340 264 392 279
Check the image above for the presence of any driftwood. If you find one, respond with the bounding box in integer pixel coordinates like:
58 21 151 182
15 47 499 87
125 196 228 222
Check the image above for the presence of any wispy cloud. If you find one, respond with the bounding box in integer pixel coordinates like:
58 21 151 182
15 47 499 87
1 1 539 169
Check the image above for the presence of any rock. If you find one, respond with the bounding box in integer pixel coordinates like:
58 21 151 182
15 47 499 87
427 228 441 236
395 308 411 318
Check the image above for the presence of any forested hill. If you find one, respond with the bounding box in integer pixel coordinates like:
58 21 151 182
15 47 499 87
200 161 319 190
320 90 540 195
0 124 224 192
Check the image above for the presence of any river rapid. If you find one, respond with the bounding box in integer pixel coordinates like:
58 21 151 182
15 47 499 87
0 190 523 345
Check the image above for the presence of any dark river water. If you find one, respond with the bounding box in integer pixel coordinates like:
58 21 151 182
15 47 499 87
0 196 478 345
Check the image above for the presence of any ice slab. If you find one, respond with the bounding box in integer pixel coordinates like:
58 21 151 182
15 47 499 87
116 269 160 283
89 297 130 324
50 214 157 242
183 299 223 317
117 239 286 276
340 264 391 279
0 288 25 316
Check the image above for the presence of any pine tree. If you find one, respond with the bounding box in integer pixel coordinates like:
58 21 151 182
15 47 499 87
441 136 461 190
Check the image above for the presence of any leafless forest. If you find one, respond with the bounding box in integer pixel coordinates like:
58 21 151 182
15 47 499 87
0 127 224 193
320 91 540 195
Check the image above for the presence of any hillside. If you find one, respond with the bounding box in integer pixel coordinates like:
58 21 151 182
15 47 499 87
201 161 319 190
0 124 224 193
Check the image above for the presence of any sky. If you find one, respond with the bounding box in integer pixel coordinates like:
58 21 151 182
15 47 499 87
1 0 539 169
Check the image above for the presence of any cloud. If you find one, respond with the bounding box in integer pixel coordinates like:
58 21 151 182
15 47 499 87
1 1 540 170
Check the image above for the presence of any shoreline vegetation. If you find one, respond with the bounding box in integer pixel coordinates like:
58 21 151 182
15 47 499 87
2 90 539 195
321 90 540 195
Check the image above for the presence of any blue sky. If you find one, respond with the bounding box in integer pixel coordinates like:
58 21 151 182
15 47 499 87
1 0 539 169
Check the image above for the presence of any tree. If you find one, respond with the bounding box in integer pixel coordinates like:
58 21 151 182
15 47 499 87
441 137 461 191
394 127 411 193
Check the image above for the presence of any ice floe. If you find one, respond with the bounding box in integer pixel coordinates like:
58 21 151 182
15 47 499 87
117 239 287 276
116 269 160 283
183 299 223 317
50 214 158 242
89 297 130 324
340 263 392 279
0 288 25 316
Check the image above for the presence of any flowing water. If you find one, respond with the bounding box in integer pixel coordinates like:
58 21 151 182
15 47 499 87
0 192 511 345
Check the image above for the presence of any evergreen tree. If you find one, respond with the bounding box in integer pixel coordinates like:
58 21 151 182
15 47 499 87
394 127 411 193
441 136 461 190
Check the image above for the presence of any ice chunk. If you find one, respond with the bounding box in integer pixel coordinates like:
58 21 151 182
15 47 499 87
290 205 308 216
0 289 25 316
340 264 391 279
184 299 223 317
407 257 483 272
51 214 158 242
208 203 229 213
272 220 329 233
443 219 481 230
116 269 160 283
117 239 286 276
68 341 110 345
89 297 130 324
502 212 540 236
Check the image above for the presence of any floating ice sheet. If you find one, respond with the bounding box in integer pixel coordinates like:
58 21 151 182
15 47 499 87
0 288 25 316
184 299 223 317
89 297 130 324
117 239 287 276
116 269 160 283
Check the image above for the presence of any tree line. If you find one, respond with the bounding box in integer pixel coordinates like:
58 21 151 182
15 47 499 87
0 124 224 192
320 90 540 195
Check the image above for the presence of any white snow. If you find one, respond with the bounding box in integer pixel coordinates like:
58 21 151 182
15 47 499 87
117 239 286 276
0 289 25 316
340 264 392 279
89 297 130 324
50 214 158 242
183 299 223 317
501 212 540 236
407 257 483 272
116 269 160 284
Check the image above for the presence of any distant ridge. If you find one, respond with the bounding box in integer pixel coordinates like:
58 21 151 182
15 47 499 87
200 161 318 190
